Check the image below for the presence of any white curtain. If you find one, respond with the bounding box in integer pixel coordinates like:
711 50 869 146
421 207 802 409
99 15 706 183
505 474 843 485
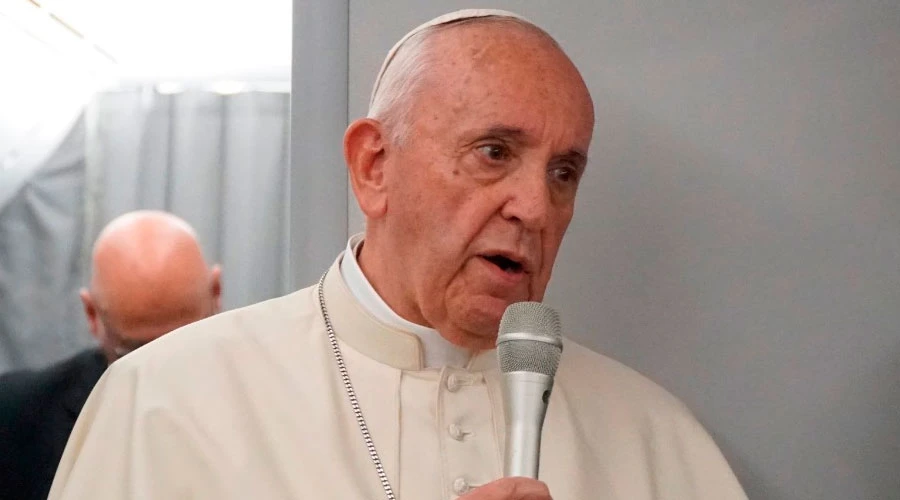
0 87 292 372
0 118 89 371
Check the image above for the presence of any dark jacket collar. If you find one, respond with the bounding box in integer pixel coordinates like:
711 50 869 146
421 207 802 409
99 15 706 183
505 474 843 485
59 348 108 418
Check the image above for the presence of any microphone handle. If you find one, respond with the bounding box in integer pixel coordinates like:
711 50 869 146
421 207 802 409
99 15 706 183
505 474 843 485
502 371 553 478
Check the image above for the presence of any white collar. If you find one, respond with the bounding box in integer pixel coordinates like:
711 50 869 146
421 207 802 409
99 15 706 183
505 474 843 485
339 234 471 369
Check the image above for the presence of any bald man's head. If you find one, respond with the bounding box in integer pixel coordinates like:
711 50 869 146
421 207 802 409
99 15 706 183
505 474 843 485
80 211 221 364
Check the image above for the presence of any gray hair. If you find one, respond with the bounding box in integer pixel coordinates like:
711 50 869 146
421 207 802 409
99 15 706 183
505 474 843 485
367 14 561 145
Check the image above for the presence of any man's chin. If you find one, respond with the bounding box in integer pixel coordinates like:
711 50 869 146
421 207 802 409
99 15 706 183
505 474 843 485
449 296 513 346
440 324 499 350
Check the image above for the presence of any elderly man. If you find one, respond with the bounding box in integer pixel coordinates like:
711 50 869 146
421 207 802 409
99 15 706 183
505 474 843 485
48 10 746 500
0 210 221 500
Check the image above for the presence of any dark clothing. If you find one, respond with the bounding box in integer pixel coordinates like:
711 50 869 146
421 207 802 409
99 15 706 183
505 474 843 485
0 349 107 500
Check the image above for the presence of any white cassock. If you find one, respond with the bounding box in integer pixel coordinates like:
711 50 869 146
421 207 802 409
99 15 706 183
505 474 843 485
48 236 747 499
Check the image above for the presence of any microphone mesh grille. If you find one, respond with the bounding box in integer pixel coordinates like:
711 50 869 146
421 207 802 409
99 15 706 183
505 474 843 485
497 302 562 376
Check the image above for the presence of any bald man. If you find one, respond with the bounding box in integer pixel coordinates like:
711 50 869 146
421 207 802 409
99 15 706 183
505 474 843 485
49 11 745 500
80 210 222 364
0 210 220 500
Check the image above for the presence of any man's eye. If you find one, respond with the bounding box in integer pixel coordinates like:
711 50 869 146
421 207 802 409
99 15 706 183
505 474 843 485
476 144 511 161
550 166 579 184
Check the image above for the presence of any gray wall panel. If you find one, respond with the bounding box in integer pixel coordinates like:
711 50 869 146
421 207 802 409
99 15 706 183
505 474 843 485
341 1 900 497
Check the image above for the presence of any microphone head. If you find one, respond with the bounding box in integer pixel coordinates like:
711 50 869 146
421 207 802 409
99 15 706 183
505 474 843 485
496 302 563 377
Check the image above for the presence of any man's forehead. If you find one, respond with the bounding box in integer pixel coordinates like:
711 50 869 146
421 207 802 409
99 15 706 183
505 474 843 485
427 43 595 147
369 9 532 111
371 9 594 149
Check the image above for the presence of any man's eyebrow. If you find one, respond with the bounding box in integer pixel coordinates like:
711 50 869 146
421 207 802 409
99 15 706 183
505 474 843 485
554 149 588 169
471 126 589 166
481 126 528 142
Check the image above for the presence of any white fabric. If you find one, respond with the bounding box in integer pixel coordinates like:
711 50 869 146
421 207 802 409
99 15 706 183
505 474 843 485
340 233 470 368
49 256 747 500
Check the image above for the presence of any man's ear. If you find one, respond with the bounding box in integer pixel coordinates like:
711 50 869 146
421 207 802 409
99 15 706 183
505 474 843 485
209 264 222 313
344 118 389 218
79 288 101 340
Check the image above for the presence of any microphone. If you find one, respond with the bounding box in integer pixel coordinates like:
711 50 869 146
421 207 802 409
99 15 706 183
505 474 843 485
496 302 563 479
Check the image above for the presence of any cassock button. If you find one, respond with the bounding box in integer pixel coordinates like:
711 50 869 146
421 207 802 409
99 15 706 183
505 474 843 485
448 423 466 441
452 477 471 495
446 373 463 392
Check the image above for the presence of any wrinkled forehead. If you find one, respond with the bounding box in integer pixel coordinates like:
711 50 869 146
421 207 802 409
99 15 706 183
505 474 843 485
428 33 594 143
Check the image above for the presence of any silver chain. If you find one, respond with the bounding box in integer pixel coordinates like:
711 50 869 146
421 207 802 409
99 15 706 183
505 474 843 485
317 272 396 500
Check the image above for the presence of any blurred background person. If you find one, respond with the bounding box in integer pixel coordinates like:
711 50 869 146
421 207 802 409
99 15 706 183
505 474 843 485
0 0 291 375
0 210 221 500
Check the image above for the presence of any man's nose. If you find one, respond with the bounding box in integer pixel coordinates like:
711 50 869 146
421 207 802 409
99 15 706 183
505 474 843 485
499 165 551 230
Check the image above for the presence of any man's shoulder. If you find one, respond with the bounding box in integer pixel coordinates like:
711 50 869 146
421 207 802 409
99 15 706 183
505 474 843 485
554 339 747 497
75 284 334 429
0 350 103 408
105 285 323 387
0 366 47 424
148 285 317 349
557 338 694 420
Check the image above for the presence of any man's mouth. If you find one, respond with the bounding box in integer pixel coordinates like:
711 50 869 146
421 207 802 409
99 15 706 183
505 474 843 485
481 254 525 274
